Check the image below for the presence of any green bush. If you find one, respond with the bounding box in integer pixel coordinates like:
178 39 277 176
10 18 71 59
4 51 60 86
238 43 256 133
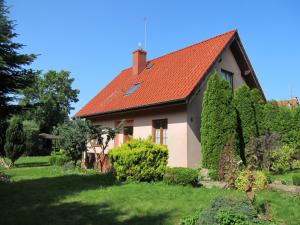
208 169 218 181
180 210 201 225
163 167 199 186
197 196 260 225
235 170 268 191
292 174 300 186
108 138 168 181
271 145 295 174
49 149 71 166
201 73 237 169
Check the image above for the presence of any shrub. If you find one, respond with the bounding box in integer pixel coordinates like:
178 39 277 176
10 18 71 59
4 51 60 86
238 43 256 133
197 196 260 225
201 73 237 170
271 145 296 173
4 116 26 165
292 174 300 186
109 138 168 181
23 120 41 156
292 160 300 169
163 167 199 186
208 169 218 181
235 170 268 191
49 149 71 166
180 210 202 225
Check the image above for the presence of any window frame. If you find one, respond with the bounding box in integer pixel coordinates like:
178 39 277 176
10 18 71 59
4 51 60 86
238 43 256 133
220 69 234 88
152 119 168 145
124 82 142 96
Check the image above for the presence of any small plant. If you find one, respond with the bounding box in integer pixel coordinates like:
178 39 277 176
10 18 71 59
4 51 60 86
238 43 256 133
235 170 268 192
218 139 240 187
180 210 201 225
292 174 300 186
208 169 219 181
49 149 71 166
197 196 260 225
163 167 199 186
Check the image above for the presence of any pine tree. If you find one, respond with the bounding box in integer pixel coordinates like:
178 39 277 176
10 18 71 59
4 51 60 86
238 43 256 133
201 73 237 169
4 116 26 165
0 0 37 121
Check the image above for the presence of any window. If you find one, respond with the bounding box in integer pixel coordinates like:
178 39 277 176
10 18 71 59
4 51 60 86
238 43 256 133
123 126 133 143
152 119 168 145
125 82 141 96
220 69 233 87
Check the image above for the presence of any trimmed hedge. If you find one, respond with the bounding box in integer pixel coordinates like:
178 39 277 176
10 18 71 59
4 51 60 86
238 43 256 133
163 167 199 186
292 174 300 186
108 139 168 181
49 149 71 166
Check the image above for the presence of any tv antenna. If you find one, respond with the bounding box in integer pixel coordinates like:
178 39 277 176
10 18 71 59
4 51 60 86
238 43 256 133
144 17 147 50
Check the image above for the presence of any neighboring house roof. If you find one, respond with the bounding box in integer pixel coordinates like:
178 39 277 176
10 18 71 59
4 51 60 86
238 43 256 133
76 29 261 118
277 97 299 108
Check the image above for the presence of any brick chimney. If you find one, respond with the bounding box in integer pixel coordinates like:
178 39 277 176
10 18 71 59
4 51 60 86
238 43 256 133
132 49 147 75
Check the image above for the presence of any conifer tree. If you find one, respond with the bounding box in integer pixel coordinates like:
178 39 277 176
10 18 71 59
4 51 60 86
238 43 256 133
4 116 26 165
201 73 237 169
0 0 36 121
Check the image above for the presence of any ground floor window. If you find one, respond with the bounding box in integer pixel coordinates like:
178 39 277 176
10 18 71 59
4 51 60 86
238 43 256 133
152 119 168 145
123 126 133 143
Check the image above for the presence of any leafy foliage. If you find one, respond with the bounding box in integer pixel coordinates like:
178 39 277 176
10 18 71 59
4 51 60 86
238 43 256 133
4 116 26 165
271 145 296 174
218 139 240 187
180 210 202 225
197 197 260 225
0 0 37 121
201 73 237 169
0 120 8 156
163 167 199 186
109 138 168 181
21 70 79 134
49 149 71 166
292 174 300 186
23 120 41 155
245 132 279 171
235 170 268 191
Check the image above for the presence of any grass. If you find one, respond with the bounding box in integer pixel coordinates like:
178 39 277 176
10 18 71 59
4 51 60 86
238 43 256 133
1 157 300 225
270 168 300 185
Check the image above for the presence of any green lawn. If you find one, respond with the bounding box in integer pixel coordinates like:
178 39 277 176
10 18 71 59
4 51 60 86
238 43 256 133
1 157 300 225
270 168 300 185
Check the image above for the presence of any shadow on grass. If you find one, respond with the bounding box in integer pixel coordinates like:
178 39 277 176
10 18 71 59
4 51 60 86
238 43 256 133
15 162 50 168
0 173 170 225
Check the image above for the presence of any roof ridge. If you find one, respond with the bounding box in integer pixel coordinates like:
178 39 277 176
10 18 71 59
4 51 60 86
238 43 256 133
149 29 237 63
120 29 237 72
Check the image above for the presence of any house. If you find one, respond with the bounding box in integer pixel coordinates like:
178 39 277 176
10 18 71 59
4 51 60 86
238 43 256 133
277 97 299 109
75 30 264 168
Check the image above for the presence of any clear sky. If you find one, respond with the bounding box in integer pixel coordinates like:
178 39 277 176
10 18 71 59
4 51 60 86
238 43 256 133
8 0 300 116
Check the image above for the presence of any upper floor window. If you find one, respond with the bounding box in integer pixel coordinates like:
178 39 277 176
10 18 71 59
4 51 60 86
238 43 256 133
220 69 233 87
152 119 168 145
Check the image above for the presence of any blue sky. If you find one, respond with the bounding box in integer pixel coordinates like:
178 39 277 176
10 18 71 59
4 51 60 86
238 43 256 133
8 0 300 116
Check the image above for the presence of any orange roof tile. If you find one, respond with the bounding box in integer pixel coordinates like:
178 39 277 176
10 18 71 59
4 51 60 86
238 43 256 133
76 30 237 117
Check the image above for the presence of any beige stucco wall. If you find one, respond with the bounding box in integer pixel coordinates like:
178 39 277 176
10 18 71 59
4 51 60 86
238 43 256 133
90 109 188 167
186 47 246 168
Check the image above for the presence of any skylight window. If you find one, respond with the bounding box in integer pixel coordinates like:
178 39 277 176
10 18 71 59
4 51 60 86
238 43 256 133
125 82 141 96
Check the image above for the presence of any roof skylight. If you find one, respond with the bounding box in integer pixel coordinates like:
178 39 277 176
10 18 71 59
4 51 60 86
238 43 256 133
125 82 141 96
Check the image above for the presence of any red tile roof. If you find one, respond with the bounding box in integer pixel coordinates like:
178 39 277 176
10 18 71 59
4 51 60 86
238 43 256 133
76 30 237 117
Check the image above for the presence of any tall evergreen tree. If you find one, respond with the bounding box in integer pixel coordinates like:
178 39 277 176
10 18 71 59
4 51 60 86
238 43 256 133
201 73 237 169
0 0 37 121
234 85 265 163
